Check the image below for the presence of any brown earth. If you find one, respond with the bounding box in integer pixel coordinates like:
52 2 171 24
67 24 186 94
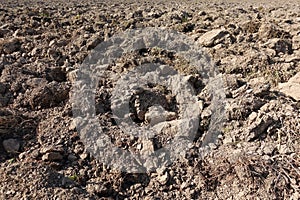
0 0 299 199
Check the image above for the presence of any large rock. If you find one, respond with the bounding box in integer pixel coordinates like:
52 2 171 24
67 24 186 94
278 72 300 101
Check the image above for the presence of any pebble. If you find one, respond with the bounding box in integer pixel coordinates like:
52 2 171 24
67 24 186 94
3 138 20 153
42 152 63 161
79 153 88 160
157 172 169 185
68 120 76 131
292 35 300 50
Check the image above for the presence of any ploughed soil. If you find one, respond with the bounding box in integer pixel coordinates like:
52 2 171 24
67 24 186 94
0 0 299 199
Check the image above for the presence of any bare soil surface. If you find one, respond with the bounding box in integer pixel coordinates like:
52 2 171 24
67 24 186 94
0 0 299 199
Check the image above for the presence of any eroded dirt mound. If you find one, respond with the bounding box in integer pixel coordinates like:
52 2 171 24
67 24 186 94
0 0 299 199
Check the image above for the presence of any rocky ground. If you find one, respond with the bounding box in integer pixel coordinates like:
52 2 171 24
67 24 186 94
0 0 299 199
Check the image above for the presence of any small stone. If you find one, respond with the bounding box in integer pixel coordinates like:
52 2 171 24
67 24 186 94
18 152 26 159
69 120 76 131
40 145 64 154
292 35 300 50
157 172 169 185
141 140 155 155
3 139 20 153
136 143 142 150
198 29 229 47
83 34 89 39
198 100 204 111
145 105 176 125
201 107 212 118
49 40 56 47
181 181 188 189
31 149 40 158
278 72 300 101
262 143 275 155
248 112 258 122
79 153 88 160
68 154 77 161
223 135 233 144
42 152 63 161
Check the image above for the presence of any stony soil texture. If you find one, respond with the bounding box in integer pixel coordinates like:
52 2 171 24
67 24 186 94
0 0 299 199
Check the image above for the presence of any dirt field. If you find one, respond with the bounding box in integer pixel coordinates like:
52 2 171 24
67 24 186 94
0 0 299 199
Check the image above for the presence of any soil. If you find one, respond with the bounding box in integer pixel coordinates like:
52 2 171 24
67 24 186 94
0 0 299 199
